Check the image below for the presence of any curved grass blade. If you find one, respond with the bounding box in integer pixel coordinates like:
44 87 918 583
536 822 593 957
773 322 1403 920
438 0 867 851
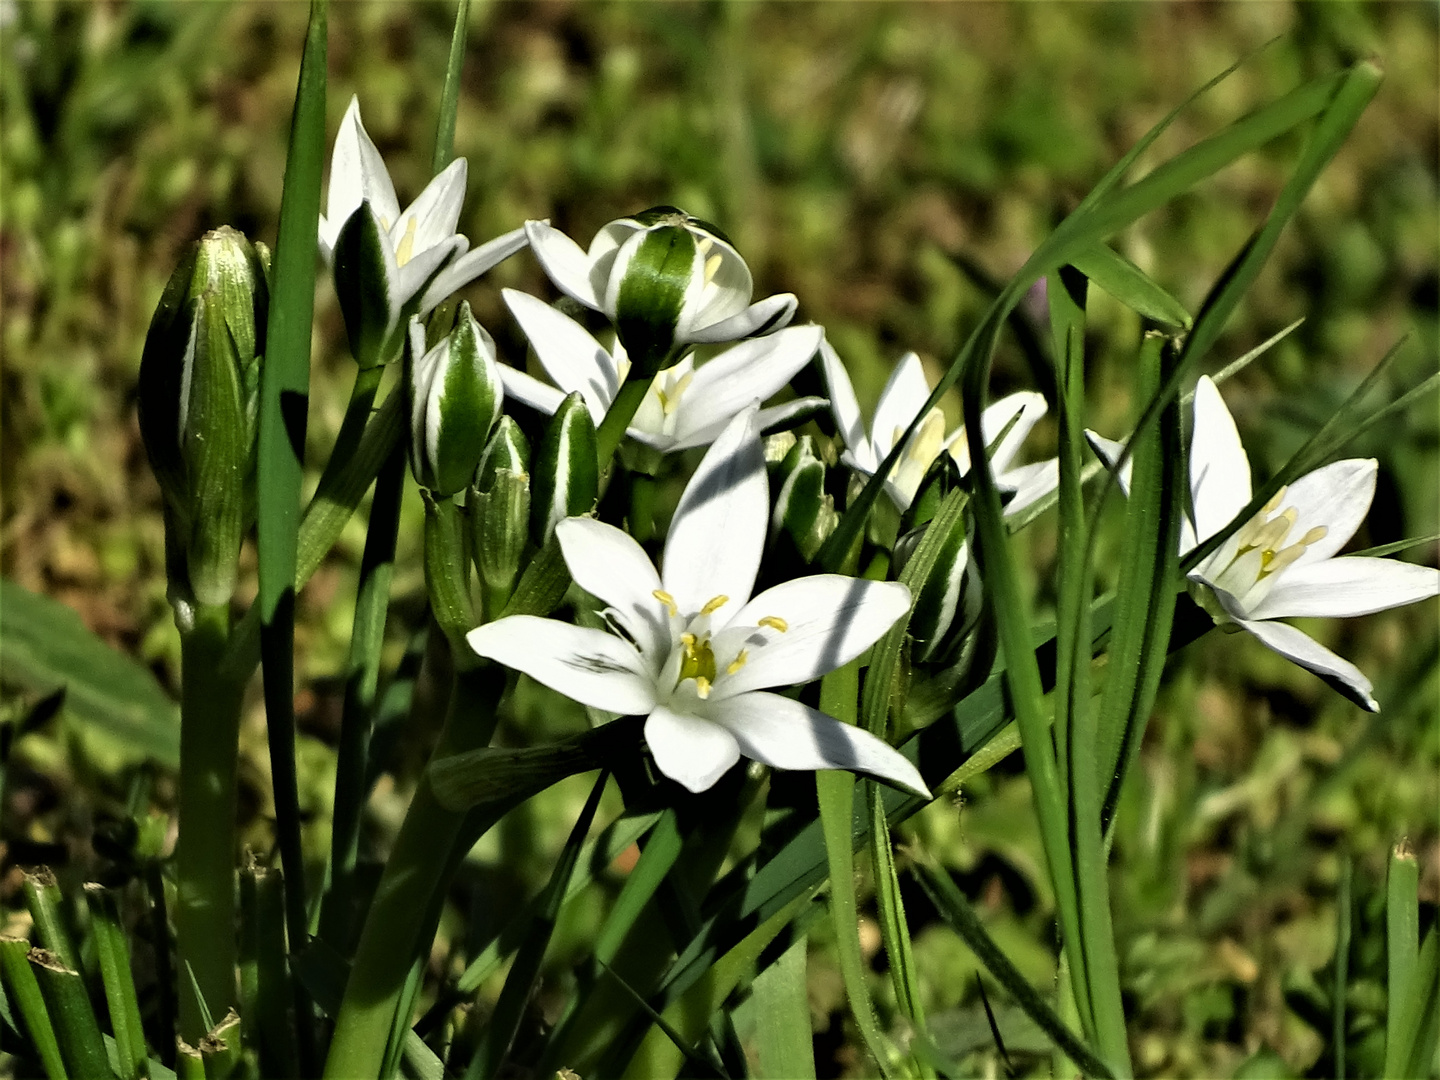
1069 244 1189 328
0 936 66 1080
254 2 328 1016
912 861 1114 1080
466 770 610 1080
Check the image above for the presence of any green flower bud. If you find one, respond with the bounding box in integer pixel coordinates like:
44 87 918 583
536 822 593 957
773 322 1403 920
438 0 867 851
473 415 530 494
405 303 504 497
137 226 268 608
769 435 836 564
894 492 978 665
471 468 530 617
531 392 598 545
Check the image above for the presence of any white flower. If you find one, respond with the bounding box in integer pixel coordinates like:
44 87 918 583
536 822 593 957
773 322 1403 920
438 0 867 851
318 97 528 365
523 209 797 372
467 409 930 796
495 290 826 453
1089 376 1440 711
819 340 1058 514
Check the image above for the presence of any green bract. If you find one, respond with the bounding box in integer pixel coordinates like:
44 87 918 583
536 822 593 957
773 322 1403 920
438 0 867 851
531 392 599 544
770 435 836 564
405 304 504 497
137 226 268 609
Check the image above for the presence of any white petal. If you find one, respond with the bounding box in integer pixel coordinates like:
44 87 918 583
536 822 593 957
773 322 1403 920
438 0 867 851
716 576 911 697
673 325 823 441
467 617 657 715
870 353 931 461
1246 556 1440 621
1085 430 1133 493
1234 617 1378 711
417 224 531 312
703 692 929 797
503 289 619 417
980 391 1047 475
1189 376 1252 544
1280 459 1377 567
555 518 672 670
818 338 871 467
498 366 571 419
661 408 767 625
677 232 753 336
685 293 797 345
326 97 400 246
395 237 465 313
526 221 600 310
1000 458 1059 518
399 157 467 254
644 704 741 793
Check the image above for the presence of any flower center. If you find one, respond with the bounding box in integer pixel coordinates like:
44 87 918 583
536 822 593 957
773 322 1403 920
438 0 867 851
678 632 717 697
1203 485 1329 615
652 369 696 416
652 592 789 700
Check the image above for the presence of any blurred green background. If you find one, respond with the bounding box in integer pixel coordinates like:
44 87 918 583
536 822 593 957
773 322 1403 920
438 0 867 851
1 2 1437 1076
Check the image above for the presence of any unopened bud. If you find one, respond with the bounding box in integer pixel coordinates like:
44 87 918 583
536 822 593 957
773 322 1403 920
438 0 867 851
406 304 504 497
474 416 530 494
531 393 598 544
137 226 268 607
770 436 836 563
472 468 530 616
895 495 978 665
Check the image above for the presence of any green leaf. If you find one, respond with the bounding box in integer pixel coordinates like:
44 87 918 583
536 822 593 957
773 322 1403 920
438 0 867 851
746 936 816 1080
0 579 180 767
1069 244 1190 328
0 936 67 1080
431 0 470 176
84 885 149 1080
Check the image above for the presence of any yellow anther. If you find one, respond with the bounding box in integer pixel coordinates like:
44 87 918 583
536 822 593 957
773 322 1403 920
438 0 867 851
1262 486 1287 515
1300 525 1328 546
703 252 723 285
726 649 749 676
1261 542 1308 577
758 616 789 633
653 590 678 616
680 631 697 647
395 216 419 267
700 594 729 616
694 676 712 699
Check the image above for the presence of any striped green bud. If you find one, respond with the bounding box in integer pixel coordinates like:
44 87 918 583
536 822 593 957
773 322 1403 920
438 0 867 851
137 226 268 608
770 435 836 564
473 415 530 494
405 303 503 497
470 418 532 614
531 392 598 544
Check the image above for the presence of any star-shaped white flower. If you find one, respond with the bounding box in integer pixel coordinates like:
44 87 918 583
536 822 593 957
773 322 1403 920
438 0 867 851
467 409 930 796
819 340 1058 514
524 209 797 370
1089 376 1440 711
318 97 528 365
496 290 827 453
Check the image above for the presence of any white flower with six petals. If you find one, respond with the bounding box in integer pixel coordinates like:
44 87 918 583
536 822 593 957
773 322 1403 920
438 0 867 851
1089 376 1440 711
497 290 827 453
467 409 930 796
819 341 1058 515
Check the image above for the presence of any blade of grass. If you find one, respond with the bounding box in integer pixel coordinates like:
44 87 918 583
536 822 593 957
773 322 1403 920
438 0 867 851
432 0 470 175
750 935 816 1080
466 770 610 1080
29 949 110 1080
1384 842 1420 1079
912 862 1114 1080
1095 334 1184 834
21 870 78 973
596 958 730 1080
0 936 67 1080
253 13 328 1066
1069 244 1190 328
241 861 299 1080
818 662 896 1079
84 885 149 1080
1388 925 1440 1080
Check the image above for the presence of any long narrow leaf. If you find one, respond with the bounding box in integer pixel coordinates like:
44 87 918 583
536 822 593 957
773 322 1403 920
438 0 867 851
0 936 67 1080
84 885 149 1080
749 936 816 1080
254 0 329 999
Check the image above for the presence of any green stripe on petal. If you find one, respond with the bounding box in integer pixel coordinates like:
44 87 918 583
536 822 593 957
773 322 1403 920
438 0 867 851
611 225 696 375
332 202 398 369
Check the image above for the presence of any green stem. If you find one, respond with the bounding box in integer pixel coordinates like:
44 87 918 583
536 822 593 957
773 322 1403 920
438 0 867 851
322 665 501 1080
322 445 405 952
594 378 652 468
175 601 245 1042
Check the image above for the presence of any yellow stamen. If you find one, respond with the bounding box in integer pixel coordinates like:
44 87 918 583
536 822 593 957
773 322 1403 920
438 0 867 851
703 253 723 285
1262 486 1287 514
700 594 729 616
653 589 678 616
1262 542 1308 576
1299 525 1328 546
694 676 712 699
758 616 788 633
680 632 697 647
395 216 419 267
726 649 749 676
